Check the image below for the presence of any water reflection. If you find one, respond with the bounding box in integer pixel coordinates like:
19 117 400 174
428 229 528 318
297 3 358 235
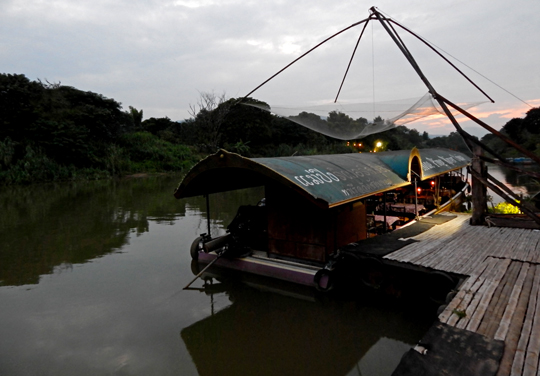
0 175 178 286
0 175 264 287
486 164 540 204
182 273 433 376
0 175 432 376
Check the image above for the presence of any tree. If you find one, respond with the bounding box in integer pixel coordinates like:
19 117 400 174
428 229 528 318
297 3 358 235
188 91 231 152
129 106 143 130
0 74 44 142
219 97 273 156
142 117 176 135
501 118 524 144
523 107 540 134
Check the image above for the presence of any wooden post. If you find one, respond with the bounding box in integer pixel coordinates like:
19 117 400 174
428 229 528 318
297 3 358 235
436 175 440 209
471 145 487 225
383 192 387 233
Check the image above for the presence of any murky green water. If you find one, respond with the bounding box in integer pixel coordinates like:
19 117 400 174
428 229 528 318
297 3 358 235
0 174 435 376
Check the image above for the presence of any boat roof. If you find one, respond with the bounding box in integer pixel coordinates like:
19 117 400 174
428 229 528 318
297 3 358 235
174 148 470 209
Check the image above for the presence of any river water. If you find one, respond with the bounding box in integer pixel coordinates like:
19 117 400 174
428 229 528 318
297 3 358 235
487 163 540 204
0 174 442 375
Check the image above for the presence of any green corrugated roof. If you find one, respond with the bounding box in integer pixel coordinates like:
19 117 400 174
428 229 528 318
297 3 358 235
174 148 470 209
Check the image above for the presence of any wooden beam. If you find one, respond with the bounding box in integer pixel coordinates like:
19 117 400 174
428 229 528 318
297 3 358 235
469 169 540 227
470 145 487 225
439 95 540 167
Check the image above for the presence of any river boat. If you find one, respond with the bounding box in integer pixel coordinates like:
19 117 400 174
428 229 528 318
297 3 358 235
174 147 470 290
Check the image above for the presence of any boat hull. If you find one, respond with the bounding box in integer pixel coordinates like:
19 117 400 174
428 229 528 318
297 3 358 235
197 252 318 287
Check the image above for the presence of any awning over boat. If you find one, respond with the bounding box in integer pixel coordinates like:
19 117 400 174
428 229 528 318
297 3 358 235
174 148 469 209
377 148 470 181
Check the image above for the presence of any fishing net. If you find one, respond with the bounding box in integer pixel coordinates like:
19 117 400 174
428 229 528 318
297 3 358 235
245 92 485 140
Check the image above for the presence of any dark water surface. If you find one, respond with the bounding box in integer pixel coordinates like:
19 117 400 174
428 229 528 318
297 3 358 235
487 163 540 203
1 175 436 376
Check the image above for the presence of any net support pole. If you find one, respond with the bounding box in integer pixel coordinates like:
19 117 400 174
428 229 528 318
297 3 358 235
470 145 487 225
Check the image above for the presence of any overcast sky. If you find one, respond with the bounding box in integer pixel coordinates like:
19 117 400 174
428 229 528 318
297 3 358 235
2 0 539 137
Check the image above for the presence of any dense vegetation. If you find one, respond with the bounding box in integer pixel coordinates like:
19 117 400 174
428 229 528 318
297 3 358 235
480 107 540 158
0 74 199 185
3 73 534 186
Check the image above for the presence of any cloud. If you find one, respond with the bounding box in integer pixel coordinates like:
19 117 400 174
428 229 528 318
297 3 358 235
1 0 538 128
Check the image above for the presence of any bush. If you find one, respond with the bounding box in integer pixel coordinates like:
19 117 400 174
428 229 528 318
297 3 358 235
490 201 521 214
119 132 198 172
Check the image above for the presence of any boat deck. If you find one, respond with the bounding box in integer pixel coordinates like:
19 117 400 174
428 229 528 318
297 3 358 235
385 213 540 376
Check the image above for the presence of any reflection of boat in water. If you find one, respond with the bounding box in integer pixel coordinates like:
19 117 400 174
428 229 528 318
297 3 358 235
174 147 469 290
181 273 433 376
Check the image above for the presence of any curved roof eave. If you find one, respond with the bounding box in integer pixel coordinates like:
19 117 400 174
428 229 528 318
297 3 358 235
174 148 470 209
174 150 331 208
417 148 470 180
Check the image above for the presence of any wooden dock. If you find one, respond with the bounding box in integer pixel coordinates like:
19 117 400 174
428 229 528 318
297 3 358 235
384 213 540 376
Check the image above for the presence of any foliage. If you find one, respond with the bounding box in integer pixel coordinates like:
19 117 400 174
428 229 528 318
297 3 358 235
6 72 513 187
188 91 232 152
481 106 540 158
452 308 467 318
0 74 198 186
489 201 521 214
183 94 459 157
118 132 198 172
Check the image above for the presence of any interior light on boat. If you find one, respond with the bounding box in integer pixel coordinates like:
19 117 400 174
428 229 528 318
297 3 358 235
417 187 422 193
431 181 435 186
376 141 382 148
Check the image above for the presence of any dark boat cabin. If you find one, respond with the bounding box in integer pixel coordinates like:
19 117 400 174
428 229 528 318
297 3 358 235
174 148 470 265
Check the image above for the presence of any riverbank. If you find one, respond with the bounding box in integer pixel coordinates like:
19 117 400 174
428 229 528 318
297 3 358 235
0 133 202 186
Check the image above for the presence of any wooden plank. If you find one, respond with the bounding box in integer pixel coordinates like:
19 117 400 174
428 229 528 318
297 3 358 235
457 258 512 330
475 261 522 336
417 225 488 272
509 230 531 261
439 260 491 323
533 235 540 264
390 239 435 263
421 225 485 270
407 245 445 265
446 273 488 326
447 226 500 273
411 215 468 242
384 240 418 260
486 227 511 258
443 226 497 274
511 264 540 376
487 228 517 259
512 230 532 261
447 258 502 327
496 263 535 376
440 275 480 324
520 231 540 263
495 262 530 341
523 264 540 376
387 214 472 263
393 217 469 262
405 226 459 260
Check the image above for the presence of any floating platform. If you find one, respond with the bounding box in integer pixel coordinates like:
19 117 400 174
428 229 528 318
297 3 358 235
380 213 540 376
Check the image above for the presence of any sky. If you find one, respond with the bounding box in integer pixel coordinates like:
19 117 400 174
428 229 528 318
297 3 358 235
2 0 539 138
